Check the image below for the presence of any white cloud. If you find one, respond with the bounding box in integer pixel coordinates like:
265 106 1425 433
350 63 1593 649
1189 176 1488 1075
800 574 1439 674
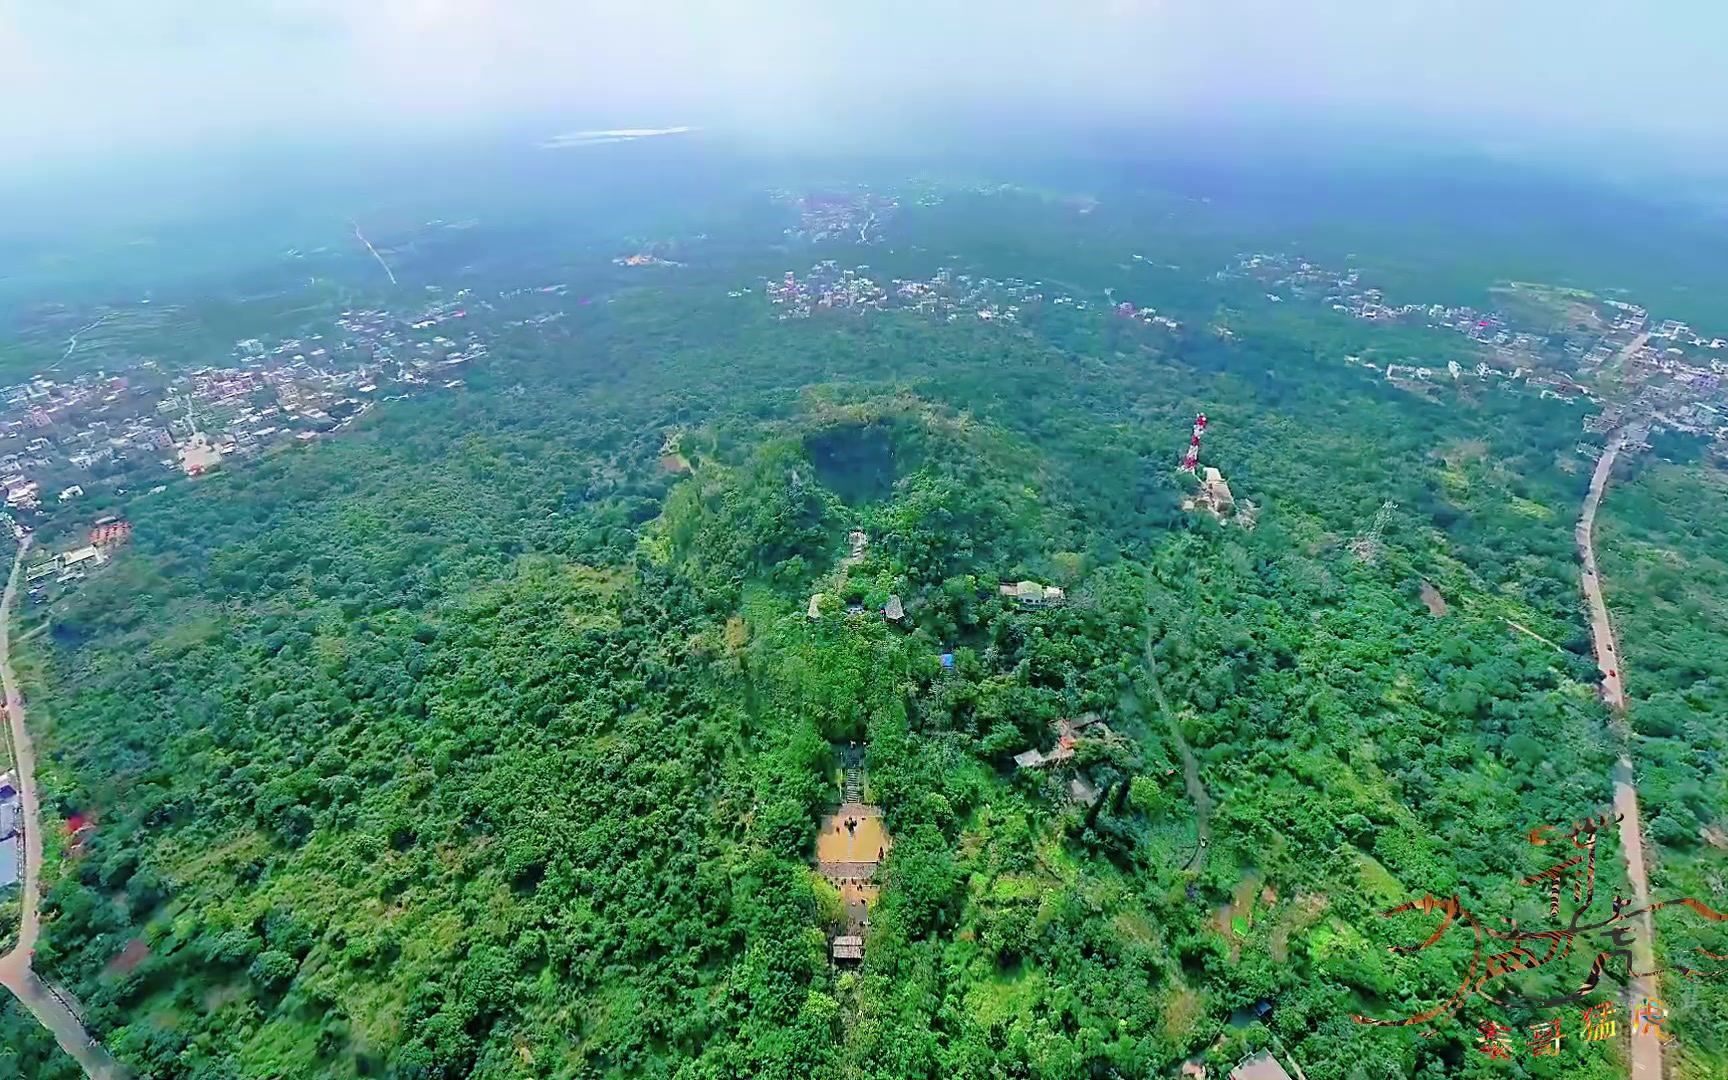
3 0 1725 169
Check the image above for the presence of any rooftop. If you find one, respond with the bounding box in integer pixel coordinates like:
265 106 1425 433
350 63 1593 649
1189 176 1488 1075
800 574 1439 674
999 580 1065 603
1229 1054 1294 1080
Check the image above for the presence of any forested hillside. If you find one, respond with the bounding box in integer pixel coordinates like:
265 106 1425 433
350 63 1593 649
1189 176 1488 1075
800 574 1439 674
0 270 1673 1080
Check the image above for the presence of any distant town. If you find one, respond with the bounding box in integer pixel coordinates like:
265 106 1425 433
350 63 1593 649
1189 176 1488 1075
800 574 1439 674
770 191 899 245
0 288 499 597
743 259 1181 333
1219 251 1728 445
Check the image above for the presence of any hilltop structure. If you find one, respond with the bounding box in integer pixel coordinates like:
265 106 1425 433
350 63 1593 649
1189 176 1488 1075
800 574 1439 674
1013 715 1108 770
1183 466 1236 520
999 580 1064 605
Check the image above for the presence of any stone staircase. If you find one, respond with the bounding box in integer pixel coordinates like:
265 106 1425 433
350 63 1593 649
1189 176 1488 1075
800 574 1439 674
843 757 863 803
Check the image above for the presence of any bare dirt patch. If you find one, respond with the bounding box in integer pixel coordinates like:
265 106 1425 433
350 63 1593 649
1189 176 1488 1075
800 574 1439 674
1419 581 1448 616
816 807 889 864
103 937 150 979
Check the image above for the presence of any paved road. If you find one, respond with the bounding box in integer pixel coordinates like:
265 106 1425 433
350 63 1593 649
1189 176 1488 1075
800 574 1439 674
1602 331 1654 384
0 534 42 973
1577 434 1627 710
0 536 128 1080
1613 759 1664 1080
1576 436 1662 1080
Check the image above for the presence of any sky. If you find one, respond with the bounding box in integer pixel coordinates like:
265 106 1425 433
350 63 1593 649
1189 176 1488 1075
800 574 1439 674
3 1 1726 175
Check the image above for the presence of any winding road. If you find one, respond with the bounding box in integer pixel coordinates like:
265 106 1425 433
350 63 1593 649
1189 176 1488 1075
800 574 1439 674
1576 433 1663 1080
0 536 128 1079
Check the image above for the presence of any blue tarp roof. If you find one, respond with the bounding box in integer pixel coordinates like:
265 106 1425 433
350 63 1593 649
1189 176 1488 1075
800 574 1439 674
0 835 18 890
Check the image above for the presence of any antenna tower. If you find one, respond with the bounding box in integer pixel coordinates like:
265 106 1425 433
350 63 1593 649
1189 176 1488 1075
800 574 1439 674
1180 413 1207 473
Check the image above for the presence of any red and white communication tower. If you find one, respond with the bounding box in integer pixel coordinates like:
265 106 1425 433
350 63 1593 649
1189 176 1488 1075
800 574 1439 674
1179 413 1207 472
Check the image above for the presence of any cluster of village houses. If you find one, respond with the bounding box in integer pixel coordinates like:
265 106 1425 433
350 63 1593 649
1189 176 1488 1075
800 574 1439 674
750 261 1108 329
0 294 497 571
1222 252 1728 444
771 191 899 245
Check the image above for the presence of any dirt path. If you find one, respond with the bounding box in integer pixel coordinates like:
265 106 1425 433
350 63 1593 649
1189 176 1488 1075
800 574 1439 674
0 536 129 1080
1503 618 1565 655
1143 571 1211 870
1575 435 1661 1080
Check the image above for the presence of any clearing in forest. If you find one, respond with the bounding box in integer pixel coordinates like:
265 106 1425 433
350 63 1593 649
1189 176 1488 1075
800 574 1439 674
1418 580 1447 616
815 806 890 870
816 744 893 958
1213 871 1262 963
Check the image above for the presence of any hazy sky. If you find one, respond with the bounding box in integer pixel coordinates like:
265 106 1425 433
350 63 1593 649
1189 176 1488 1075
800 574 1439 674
4 1 1725 170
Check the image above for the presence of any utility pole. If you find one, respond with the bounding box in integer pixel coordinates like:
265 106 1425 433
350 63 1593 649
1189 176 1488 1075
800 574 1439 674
1350 500 1397 563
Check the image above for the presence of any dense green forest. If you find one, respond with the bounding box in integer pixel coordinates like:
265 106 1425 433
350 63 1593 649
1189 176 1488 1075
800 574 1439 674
0 247 1687 1080
0 996 82 1080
